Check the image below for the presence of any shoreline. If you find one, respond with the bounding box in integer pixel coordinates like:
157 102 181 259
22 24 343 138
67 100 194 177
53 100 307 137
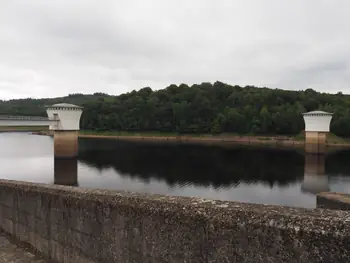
29 131 350 150
31 131 304 149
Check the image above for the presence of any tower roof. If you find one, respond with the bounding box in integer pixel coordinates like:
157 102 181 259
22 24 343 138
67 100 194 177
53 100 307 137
302 111 333 116
47 103 83 109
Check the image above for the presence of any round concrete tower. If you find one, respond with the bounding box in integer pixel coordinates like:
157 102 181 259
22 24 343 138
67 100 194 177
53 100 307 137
302 111 333 154
46 103 83 158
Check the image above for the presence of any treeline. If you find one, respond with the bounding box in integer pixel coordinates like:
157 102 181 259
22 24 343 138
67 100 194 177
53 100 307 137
1 82 350 136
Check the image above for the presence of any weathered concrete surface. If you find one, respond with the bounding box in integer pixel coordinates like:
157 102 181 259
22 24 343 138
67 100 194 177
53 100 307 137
317 192 350 211
0 231 47 262
54 158 78 186
54 131 78 158
1 179 350 262
305 131 327 154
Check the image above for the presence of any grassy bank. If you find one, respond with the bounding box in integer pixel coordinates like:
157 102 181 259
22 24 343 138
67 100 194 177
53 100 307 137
75 131 306 151
80 130 182 137
29 129 350 145
28 130 350 152
79 130 300 140
327 133 350 145
79 130 350 143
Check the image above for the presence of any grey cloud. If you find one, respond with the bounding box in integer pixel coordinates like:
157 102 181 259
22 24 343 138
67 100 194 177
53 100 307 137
1 0 350 99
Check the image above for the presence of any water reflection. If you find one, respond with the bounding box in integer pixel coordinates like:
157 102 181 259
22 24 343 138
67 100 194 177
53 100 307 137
54 158 78 187
75 139 350 207
301 155 329 195
78 139 305 188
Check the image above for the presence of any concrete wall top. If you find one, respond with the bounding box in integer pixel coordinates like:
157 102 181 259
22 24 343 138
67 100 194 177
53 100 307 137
317 192 350 211
1 179 350 262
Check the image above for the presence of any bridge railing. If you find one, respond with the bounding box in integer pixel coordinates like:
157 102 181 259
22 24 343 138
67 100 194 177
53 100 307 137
0 115 51 121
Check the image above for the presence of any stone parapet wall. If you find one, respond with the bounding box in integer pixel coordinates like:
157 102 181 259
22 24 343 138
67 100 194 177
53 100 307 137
0 180 350 262
317 192 350 211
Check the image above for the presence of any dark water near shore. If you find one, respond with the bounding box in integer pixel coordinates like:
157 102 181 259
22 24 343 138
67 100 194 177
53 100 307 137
1 132 350 208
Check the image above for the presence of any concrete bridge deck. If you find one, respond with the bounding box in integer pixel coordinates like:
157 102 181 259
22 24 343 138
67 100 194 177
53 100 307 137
0 115 50 121
0 231 47 262
0 115 57 127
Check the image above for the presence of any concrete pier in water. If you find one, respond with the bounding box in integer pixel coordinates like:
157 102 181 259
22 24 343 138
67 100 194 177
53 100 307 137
46 103 83 159
53 131 79 158
54 158 78 186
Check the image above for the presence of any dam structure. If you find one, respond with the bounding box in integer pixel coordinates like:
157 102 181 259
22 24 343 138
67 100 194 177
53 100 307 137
0 179 349 263
1 107 350 261
303 111 333 154
0 103 83 158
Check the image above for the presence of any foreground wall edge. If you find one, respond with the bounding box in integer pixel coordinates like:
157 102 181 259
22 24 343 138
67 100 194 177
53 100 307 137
0 179 350 263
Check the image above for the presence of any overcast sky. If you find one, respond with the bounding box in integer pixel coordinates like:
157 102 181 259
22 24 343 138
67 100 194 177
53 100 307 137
0 0 349 99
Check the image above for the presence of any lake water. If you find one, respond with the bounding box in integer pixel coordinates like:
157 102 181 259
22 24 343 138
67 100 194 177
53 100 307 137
1 132 350 208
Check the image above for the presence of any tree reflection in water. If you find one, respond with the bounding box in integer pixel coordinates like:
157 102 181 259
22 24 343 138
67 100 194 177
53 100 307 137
78 139 305 189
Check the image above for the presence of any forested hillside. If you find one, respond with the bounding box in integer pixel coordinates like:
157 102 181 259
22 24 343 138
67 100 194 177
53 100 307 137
1 82 350 136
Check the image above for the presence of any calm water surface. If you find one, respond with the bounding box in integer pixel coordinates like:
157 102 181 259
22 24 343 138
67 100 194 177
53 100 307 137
1 132 350 208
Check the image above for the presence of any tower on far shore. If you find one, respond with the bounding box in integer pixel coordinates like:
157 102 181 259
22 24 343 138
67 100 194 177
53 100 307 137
302 111 333 154
46 103 83 158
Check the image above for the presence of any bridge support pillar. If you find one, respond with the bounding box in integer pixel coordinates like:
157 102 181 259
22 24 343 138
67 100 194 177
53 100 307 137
54 131 79 158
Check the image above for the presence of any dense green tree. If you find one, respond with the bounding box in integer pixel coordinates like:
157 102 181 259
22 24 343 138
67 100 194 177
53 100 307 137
1 82 350 136
259 106 271 133
224 108 248 134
